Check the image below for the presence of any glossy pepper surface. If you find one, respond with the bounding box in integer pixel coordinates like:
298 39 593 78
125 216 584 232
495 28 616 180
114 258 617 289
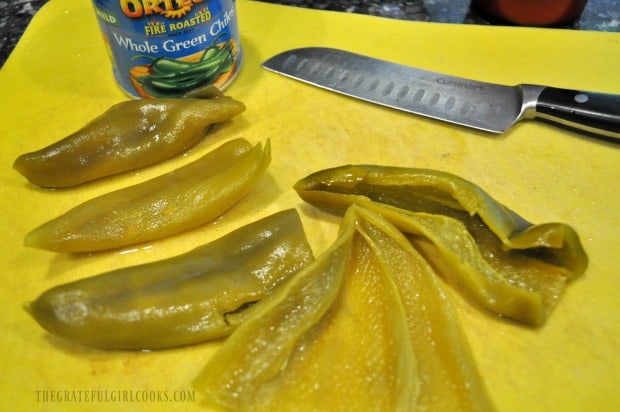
294 165 588 326
25 138 270 253
13 87 245 188
194 205 494 412
26 209 314 350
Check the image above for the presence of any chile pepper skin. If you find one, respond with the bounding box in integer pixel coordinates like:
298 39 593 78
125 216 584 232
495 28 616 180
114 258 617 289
24 138 271 253
13 92 245 188
25 209 314 350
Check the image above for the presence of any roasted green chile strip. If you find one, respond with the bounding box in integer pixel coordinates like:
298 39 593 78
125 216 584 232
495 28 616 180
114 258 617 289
294 165 588 326
26 209 314 350
194 205 494 411
25 138 270 253
13 87 245 188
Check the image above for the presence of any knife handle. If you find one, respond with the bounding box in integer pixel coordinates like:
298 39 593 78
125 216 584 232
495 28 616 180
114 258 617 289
535 87 620 143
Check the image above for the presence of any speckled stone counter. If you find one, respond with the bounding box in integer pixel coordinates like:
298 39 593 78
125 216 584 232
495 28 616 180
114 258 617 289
1 0 619 67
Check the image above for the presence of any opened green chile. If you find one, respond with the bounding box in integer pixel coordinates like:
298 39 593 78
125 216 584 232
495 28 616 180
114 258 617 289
25 138 271 253
13 87 245 188
294 165 588 326
194 205 494 411
26 209 314 350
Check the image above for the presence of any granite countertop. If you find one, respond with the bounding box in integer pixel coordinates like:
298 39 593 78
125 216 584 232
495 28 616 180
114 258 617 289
1 0 619 68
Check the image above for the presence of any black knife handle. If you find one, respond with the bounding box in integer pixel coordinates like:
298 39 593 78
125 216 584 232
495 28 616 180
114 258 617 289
536 87 620 143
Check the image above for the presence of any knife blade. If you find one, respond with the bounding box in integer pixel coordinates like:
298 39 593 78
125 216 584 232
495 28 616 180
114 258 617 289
262 47 620 142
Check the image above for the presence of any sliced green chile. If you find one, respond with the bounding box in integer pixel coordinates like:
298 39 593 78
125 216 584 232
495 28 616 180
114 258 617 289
26 209 314 350
294 165 588 326
194 205 494 412
25 138 270 253
13 88 245 188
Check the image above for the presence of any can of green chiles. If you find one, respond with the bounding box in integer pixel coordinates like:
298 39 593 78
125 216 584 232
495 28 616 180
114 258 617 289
90 0 242 98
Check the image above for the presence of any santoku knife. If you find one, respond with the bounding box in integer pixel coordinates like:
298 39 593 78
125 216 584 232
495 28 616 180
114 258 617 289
262 47 620 142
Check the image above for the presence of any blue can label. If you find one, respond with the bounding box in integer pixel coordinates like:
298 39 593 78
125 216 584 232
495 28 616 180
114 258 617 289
92 0 242 98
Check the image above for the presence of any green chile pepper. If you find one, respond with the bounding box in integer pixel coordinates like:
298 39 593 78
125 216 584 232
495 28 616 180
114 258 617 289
294 165 588 326
26 209 314 350
194 205 494 411
136 40 236 98
25 138 271 253
13 88 245 188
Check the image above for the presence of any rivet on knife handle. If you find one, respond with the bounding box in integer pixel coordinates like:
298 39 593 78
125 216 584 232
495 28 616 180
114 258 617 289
262 47 620 143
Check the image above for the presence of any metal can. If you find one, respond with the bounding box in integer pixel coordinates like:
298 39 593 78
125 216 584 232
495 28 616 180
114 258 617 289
91 0 242 98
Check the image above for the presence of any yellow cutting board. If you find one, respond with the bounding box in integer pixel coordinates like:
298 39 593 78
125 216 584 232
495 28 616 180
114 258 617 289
1 0 619 411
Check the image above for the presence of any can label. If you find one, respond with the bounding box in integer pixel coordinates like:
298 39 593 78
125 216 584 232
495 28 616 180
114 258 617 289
91 0 242 98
